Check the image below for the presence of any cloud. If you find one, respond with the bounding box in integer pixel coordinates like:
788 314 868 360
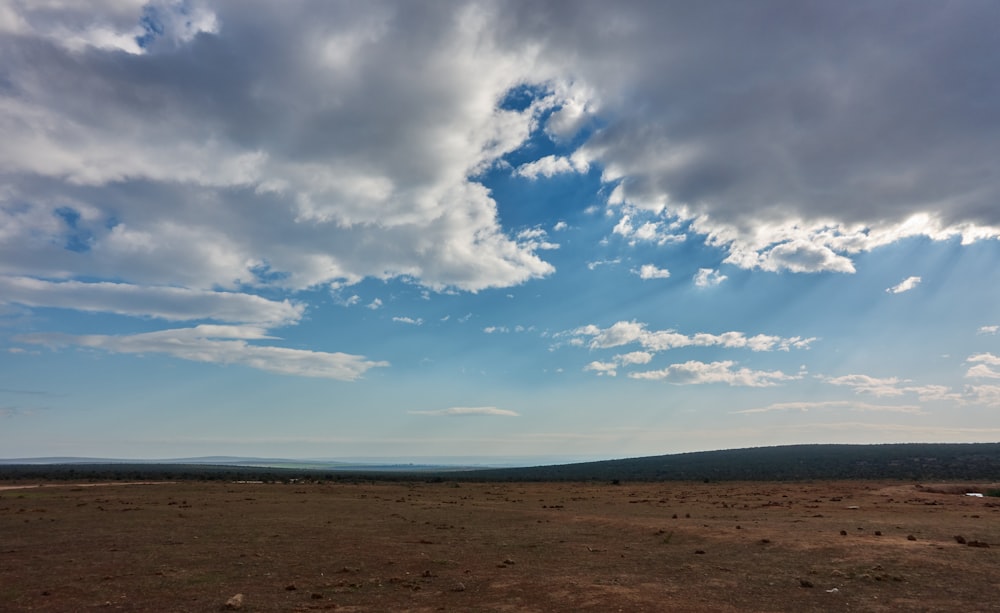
966 353 1000 379
694 268 727 287
611 212 684 246
4 1 1000 296
634 264 670 280
582 350 652 376
408 406 519 417
497 2 1000 271
825 374 907 396
758 240 856 274
392 316 423 326
572 320 815 353
516 227 559 250
979 325 999 335
886 276 922 294
0 1 570 296
965 385 1000 408
583 360 618 377
0 276 303 325
586 258 620 270
0 406 41 418
734 400 922 414
824 373 960 402
15 325 388 381
628 360 800 387
516 154 588 179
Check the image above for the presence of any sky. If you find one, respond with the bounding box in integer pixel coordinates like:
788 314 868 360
2 0 1000 462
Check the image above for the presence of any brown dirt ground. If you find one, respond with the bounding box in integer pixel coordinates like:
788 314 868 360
1 479 998 612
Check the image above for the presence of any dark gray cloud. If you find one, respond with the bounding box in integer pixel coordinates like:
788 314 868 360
506 0 1000 222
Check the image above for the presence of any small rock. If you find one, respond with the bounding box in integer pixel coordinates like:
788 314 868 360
800 579 814 588
285 584 297 591
955 535 967 544
967 540 990 548
224 593 244 610
694 550 705 554
310 592 323 599
840 530 847 536
907 535 917 541
502 558 515 565
451 582 466 592
874 531 882 536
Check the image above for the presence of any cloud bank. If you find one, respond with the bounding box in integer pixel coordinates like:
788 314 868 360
5 1 1000 381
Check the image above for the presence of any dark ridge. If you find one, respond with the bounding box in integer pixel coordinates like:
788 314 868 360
456 443 1000 482
1 443 999 483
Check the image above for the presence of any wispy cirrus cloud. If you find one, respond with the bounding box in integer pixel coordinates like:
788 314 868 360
734 400 922 415
0 276 303 326
392 316 423 326
823 374 958 402
408 406 519 417
15 326 387 381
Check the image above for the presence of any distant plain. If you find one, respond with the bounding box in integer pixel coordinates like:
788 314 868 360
2 479 998 611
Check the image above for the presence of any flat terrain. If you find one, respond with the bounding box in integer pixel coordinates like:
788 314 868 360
1 479 998 612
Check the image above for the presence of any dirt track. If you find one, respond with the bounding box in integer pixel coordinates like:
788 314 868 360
2 480 998 611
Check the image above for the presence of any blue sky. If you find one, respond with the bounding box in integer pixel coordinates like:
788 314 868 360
2 1 1000 461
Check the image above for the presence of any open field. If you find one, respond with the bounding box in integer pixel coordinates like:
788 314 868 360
2 479 998 612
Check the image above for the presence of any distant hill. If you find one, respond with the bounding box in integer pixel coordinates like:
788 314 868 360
459 443 1000 482
2 443 999 482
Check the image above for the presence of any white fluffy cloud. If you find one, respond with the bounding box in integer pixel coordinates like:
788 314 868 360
573 321 815 353
628 360 800 387
582 350 652 377
886 276 922 294
694 268 727 288
516 153 589 180
966 353 1000 379
635 264 670 280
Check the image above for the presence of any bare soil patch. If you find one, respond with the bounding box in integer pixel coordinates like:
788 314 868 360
2 479 998 611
